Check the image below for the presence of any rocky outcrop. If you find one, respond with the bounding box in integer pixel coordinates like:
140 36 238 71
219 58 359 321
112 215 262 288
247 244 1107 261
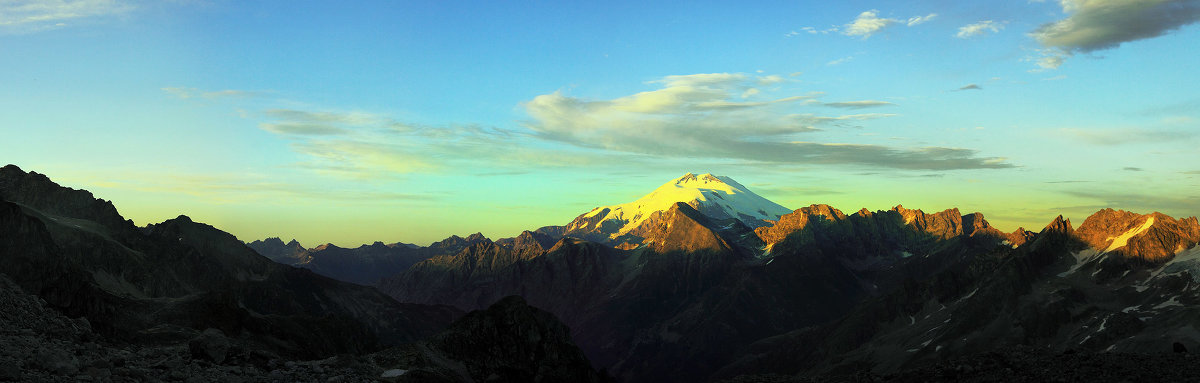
630 202 739 255
494 230 558 251
429 232 492 255
754 204 848 245
422 296 608 382
188 328 231 364
534 225 567 239
246 237 306 263
0 165 130 232
1076 209 1199 263
1005 227 1036 248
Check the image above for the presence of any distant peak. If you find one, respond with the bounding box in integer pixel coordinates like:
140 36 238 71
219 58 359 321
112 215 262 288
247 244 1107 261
1 164 22 173
798 204 846 220
313 243 338 251
1043 215 1074 234
563 172 790 245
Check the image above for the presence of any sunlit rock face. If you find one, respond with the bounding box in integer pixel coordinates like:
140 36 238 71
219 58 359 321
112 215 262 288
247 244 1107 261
1076 209 1200 264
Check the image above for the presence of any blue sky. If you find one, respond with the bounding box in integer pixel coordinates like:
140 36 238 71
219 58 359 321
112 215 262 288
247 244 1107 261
3 0 1199 246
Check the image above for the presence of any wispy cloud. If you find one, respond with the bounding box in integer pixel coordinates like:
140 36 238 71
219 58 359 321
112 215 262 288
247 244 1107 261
522 73 1012 170
826 56 854 66
842 10 938 38
259 122 348 136
255 107 617 178
1030 0 1200 69
162 87 264 100
1032 51 1067 70
824 100 895 109
1056 127 1195 145
1123 167 1144 171
907 13 938 26
955 84 982 91
800 26 839 35
0 0 133 34
844 10 895 38
956 20 1004 38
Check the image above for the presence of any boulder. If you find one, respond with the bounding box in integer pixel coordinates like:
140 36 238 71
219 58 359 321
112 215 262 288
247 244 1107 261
189 328 231 364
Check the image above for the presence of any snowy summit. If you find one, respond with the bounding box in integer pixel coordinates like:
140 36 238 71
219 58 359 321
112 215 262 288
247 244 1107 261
569 173 791 240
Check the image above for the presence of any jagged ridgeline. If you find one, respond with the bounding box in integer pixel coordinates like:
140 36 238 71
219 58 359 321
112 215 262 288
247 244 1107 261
0 164 461 358
0 164 611 381
375 172 1199 382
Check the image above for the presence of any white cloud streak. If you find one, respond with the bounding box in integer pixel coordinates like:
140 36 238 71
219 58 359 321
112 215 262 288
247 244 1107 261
827 56 854 66
844 10 896 38
957 20 1005 38
907 13 938 26
0 0 133 34
162 87 263 100
254 107 617 178
1056 127 1196 145
842 10 938 38
824 100 896 109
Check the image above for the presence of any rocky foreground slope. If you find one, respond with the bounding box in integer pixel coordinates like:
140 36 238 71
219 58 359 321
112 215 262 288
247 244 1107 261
0 164 458 358
0 164 605 382
0 271 606 382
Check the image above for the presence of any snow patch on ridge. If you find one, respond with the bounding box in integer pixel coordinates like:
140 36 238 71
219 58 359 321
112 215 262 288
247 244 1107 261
1059 249 1101 277
1104 217 1155 253
1145 245 1200 284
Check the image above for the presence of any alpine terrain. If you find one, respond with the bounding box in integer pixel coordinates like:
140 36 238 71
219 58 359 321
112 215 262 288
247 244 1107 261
378 172 1200 382
5 166 1200 382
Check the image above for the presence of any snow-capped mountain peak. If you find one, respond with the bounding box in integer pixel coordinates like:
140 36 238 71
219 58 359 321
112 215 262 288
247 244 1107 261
565 173 791 244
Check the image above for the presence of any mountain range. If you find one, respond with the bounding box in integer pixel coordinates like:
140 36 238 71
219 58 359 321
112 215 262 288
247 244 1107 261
0 165 606 381
4 165 1199 382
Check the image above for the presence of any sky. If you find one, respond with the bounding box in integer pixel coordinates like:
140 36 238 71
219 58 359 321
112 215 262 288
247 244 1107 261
2 0 1199 247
